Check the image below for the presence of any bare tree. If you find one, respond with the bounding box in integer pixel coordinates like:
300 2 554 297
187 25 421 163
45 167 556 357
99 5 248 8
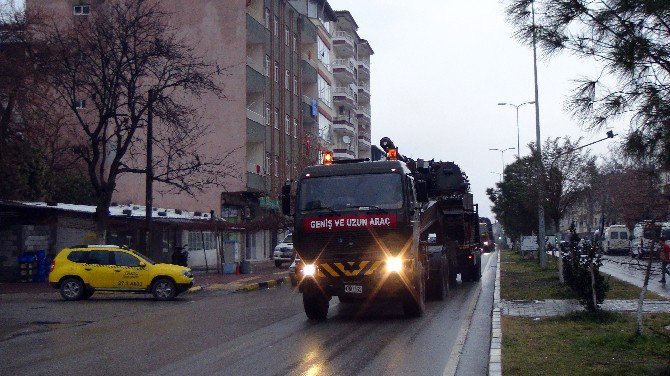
36 0 237 240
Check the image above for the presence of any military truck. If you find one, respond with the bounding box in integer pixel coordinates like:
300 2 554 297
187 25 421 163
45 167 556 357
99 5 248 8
282 148 427 320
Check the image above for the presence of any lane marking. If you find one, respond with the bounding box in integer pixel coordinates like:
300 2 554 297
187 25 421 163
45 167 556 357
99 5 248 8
442 252 495 376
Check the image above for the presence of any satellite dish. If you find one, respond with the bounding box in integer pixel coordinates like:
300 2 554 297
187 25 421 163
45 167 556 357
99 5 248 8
342 135 351 144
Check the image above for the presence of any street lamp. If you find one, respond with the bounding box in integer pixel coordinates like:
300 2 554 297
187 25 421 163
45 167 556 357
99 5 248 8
498 101 535 159
490 171 502 183
489 147 516 181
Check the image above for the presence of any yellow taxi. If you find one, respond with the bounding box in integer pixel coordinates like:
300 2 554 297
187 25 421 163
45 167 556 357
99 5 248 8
48 245 194 301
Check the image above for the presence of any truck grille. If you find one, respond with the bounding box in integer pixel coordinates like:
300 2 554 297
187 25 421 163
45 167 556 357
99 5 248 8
296 229 411 261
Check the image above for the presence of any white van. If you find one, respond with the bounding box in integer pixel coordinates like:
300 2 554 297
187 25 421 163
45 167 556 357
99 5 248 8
602 225 630 255
631 221 670 258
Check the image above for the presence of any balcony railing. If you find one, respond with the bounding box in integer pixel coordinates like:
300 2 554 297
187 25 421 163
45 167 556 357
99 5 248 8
247 55 266 76
333 58 355 72
246 108 265 125
357 107 371 117
333 31 354 46
358 59 370 71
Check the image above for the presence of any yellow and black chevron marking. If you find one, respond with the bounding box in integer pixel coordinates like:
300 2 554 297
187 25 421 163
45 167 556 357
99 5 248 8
318 260 384 277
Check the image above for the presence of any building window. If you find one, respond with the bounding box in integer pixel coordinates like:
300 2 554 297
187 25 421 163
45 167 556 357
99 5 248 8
317 35 330 65
265 154 270 175
264 8 270 28
286 160 291 179
317 75 332 107
264 55 270 76
285 26 290 46
274 62 279 83
285 69 290 89
285 115 290 135
188 231 215 250
274 109 279 129
293 119 298 138
318 114 332 143
293 75 298 94
73 5 90 15
274 156 279 177
293 34 297 52
74 99 86 109
274 16 278 36
265 104 270 126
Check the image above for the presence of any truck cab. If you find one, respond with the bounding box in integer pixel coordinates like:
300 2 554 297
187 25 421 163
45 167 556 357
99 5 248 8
283 158 427 320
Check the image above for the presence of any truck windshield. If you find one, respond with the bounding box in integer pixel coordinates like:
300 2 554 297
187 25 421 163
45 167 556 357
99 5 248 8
299 173 403 211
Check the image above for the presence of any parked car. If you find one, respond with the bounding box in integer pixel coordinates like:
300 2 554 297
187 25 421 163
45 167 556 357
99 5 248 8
48 245 194 301
602 225 630 255
273 233 294 267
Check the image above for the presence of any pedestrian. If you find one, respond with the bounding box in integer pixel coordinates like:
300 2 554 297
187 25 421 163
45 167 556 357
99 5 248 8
660 238 670 284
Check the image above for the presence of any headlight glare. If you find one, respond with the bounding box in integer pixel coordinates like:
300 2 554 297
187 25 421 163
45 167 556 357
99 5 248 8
303 264 316 276
386 257 403 273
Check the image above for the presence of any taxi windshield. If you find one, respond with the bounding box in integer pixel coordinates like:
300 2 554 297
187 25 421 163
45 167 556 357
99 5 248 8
299 173 403 211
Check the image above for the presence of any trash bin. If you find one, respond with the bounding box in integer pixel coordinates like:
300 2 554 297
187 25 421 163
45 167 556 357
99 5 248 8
240 260 253 274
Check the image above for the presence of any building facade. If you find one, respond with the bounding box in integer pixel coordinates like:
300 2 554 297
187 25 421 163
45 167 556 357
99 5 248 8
26 0 372 260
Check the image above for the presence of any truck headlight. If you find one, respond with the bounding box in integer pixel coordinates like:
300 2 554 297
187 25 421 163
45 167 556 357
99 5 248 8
386 257 403 273
303 264 316 277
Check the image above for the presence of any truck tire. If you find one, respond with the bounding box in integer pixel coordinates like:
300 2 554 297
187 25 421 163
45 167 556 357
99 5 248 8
403 262 426 317
275 260 282 268
472 258 482 282
303 290 329 321
448 264 457 286
429 259 448 301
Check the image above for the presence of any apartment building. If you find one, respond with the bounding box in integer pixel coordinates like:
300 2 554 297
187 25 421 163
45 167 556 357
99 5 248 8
331 10 373 160
26 0 372 259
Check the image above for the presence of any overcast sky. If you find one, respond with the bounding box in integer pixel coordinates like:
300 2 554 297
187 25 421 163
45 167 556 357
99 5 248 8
334 0 627 219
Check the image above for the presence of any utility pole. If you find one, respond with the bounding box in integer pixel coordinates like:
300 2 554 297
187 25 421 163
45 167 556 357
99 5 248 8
145 88 156 255
531 0 547 269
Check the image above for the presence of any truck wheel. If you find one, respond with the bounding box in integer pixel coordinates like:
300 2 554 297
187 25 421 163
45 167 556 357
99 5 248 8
275 260 282 268
472 255 482 282
429 262 448 301
403 263 426 317
303 290 329 321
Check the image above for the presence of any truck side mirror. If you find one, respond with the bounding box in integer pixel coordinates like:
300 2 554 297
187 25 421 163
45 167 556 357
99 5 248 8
415 180 428 203
281 183 292 216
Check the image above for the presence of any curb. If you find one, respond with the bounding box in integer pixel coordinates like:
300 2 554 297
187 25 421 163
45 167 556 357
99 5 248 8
489 250 502 376
186 276 289 294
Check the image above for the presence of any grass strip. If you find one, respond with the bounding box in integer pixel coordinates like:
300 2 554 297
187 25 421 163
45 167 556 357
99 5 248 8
503 312 670 376
501 249 667 301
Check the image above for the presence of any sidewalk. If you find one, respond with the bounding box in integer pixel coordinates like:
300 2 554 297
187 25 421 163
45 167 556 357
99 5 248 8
600 256 670 300
0 259 289 295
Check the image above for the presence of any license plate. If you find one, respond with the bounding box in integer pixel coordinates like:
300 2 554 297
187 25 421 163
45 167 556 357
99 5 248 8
344 284 363 294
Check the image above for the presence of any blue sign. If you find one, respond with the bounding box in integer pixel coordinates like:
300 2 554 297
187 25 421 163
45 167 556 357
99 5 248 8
311 99 318 117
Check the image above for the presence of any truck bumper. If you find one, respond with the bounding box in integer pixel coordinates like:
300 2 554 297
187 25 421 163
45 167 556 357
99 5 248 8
301 272 413 301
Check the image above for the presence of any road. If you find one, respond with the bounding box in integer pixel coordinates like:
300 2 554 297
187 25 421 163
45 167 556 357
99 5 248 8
0 251 497 376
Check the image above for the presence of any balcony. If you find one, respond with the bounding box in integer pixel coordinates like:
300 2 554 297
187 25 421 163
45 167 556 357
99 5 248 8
333 86 356 107
332 31 354 57
333 148 356 160
299 16 316 45
246 116 265 143
332 58 355 84
246 65 266 94
302 96 318 124
357 84 370 103
332 115 355 134
301 59 317 84
357 107 371 124
247 55 266 77
246 14 269 46
358 133 371 149
246 172 267 192
358 59 370 79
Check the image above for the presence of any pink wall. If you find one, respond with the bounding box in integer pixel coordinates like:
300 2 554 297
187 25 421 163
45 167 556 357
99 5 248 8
27 0 248 214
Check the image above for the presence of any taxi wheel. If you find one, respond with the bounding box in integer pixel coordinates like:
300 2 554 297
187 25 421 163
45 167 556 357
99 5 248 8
152 278 176 301
60 278 85 301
